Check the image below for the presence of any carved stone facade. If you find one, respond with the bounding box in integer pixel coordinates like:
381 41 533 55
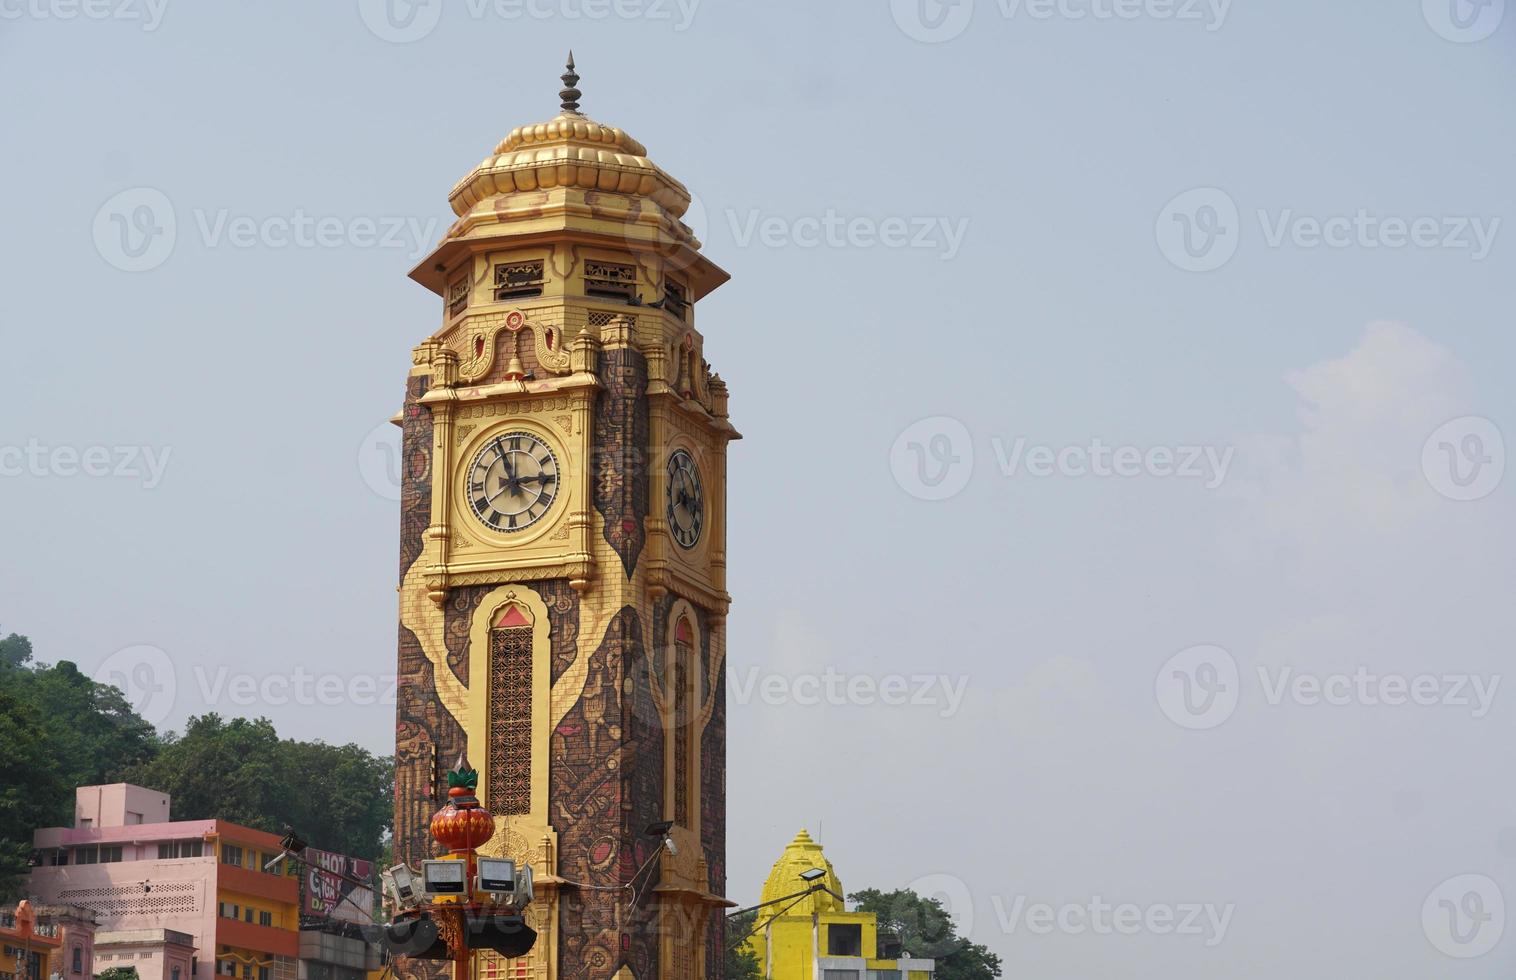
392 68 737 980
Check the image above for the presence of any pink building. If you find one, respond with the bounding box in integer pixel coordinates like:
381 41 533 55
28 785 300 980
94 929 196 980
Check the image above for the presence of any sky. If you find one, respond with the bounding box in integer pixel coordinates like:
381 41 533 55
2 0 1514 976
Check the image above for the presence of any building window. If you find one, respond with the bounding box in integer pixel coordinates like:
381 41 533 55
172 967 181 980
488 604 533 816
217 963 235 976
828 923 863 957
74 846 98 865
824 972 860 980
100 845 123 863
258 911 271 927
583 260 637 302
258 968 269 980
448 275 471 317
221 845 243 867
494 261 544 301
160 840 204 859
243 908 253 924
218 903 240 920
665 280 689 320
71 947 81 974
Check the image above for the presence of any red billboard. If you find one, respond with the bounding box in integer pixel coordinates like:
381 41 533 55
302 848 375 923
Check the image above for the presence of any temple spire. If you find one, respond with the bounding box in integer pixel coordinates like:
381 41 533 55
559 51 582 114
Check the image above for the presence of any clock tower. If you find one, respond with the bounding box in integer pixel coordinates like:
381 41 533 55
391 56 736 980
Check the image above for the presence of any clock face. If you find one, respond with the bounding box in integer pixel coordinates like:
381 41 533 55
467 431 560 533
666 450 704 549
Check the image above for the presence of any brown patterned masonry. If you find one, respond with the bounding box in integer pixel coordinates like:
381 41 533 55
592 346 650 577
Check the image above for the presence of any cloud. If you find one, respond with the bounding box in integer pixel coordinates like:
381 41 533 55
1215 322 1479 576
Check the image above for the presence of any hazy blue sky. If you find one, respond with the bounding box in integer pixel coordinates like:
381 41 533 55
2 0 1514 976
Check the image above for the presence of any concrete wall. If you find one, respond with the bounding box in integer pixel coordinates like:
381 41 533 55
75 786 172 829
94 934 195 980
28 857 218 980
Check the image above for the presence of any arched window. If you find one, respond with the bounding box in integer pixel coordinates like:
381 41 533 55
488 603 533 816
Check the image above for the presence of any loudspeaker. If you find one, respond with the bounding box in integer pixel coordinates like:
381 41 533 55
382 914 448 959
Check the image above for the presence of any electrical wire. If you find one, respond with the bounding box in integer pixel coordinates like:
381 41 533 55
726 888 820 951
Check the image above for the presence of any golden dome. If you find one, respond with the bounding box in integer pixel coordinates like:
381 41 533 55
447 112 692 219
445 54 692 220
410 54 724 300
757 829 845 917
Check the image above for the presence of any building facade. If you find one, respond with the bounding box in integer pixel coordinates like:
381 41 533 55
93 929 196 980
28 785 301 980
296 848 378 980
1 902 62 980
745 833 934 980
1 901 101 980
391 57 735 980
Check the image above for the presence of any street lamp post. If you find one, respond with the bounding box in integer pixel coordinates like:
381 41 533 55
378 761 537 972
724 868 845 979
426 764 497 980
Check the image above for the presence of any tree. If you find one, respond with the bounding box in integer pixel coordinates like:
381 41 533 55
0 686 69 899
0 641 158 832
97 967 139 980
0 631 33 668
124 715 294 832
23 660 157 811
723 910 762 980
278 739 392 861
124 714 393 861
0 630 393 882
848 888 1001 980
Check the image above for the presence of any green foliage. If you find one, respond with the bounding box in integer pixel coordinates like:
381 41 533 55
0 652 157 839
125 714 393 861
0 630 394 898
97 967 140 980
723 910 762 980
276 738 393 862
125 715 292 833
25 661 158 808
0 631 33 668
848 888 1002 980
0 686 69 898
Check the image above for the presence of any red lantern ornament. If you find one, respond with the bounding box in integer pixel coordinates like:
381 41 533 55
429 761 496 854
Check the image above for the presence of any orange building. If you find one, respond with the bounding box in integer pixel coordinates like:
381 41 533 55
1 901 62 980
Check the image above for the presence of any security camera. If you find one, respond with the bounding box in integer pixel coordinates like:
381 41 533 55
384 864 420 907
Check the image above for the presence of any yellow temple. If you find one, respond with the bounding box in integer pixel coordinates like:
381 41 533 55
745 832 935 980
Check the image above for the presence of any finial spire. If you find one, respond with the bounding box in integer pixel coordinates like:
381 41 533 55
559 51 582 114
